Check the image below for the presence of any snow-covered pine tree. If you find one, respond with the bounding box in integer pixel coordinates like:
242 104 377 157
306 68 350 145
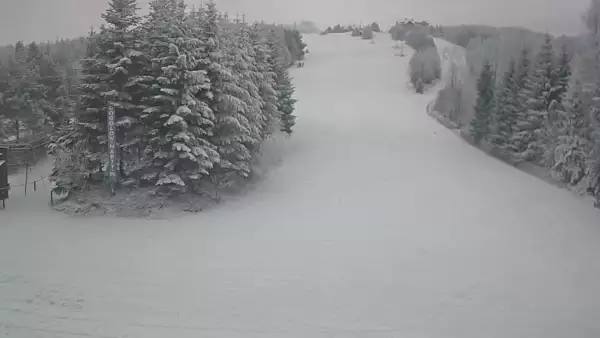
289 25 309 48
3 41 45 141
267 29 297 134
542 43 573 168
514 47 532 89
234 26 266 147
140 0 219 192
250 24 280 139
195 1 225 118
579 0 600 205
552 80 589 185
277 69 297 134
66 0 145 185
509 47 538 161
25 42 70 128
50 29 106 193
470 61 495 144
272 28 293 68
195 1 262 186
527 34 558 164
490 59 518 150
0 63 9 138
531 34 557 111
208 27 258 182
102 0 149 178
552 43 572 107
371 22 381 33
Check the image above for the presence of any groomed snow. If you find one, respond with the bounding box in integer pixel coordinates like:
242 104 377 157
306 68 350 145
2 33 600 338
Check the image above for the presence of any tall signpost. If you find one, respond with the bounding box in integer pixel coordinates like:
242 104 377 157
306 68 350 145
107 104 117 195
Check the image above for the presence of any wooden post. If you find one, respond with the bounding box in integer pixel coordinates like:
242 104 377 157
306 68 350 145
24 148 29 195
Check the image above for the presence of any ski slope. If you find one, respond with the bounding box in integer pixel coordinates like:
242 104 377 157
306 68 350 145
2 33 600 338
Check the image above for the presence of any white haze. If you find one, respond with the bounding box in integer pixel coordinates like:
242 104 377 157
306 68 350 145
0 0 590 45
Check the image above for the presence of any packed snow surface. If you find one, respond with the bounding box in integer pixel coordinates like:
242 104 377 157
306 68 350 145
2 33 600 338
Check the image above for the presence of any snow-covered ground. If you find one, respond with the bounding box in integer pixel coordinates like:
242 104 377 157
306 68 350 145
2 32 600 338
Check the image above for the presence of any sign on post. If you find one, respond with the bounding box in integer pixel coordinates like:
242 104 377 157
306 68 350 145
0 147 8 205
107 104 117 193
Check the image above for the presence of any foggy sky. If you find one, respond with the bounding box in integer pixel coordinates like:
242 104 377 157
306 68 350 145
0 0 590 45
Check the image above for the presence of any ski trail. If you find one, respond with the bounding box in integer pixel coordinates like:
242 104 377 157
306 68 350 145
1 33 600 338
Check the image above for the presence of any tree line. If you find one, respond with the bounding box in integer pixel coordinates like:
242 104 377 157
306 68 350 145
321 22 381 36
467 0 600 206
0 40 83 142
390 21 441 93
31 0 306 197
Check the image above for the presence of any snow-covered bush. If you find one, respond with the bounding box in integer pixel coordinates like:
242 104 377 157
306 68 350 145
409 46 441 93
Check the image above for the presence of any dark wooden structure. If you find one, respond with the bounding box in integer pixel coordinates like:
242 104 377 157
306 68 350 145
0 147 8 208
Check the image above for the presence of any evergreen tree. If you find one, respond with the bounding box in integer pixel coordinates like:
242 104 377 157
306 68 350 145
267 29 297 134
283 29 306 63
527 34 558 164
3 41 45 140
362 26 374 40
52 28 108 187
555 43 572 104
552 81 589 185
580 0 600 204
102 0 148 177
27 42 69 127
235 26 265 146
531 34 557 111
371 22 381 33
509 47 538 160
250 24 280 139
514 47 531 90
0 62 9 138
196 0 225 118
490 59 518 149
470 61 495 144
209 28 257 182
140 0 219 192
277 70 297 134
58 0 144 183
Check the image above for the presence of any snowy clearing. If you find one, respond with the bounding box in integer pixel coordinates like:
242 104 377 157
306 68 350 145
2 32 600 337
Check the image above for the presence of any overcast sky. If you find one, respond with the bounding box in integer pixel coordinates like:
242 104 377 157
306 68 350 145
0 0 590 45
